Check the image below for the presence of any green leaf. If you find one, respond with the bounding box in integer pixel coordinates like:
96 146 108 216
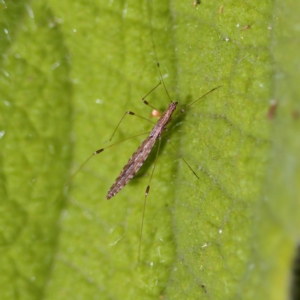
0 0 299 299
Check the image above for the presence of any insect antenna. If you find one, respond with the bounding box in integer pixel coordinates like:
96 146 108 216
148 4 173 104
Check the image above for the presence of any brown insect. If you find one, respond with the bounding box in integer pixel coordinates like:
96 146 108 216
71 80 220 261
106 101 177 199
70 29 221 261
89 85 220 202
96 84 220 260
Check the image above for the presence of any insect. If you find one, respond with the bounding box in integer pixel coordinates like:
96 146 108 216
106 101 177 200
103 85 220 201
70 22 221 262
74 84 220 262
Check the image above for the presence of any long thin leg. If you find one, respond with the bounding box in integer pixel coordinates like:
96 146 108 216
109 112 156 142
68 132 149 184
110 82 163 142
142 81 161 101
141 81 162 112
179 86 222 114
138 136 162 262
167 139 199 179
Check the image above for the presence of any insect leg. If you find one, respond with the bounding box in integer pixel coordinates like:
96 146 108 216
109 83 165 142
68 132 149 186
138 136 162 262
109 111 156 142
141 81 162 113
167 138 199 179
182 86 222 112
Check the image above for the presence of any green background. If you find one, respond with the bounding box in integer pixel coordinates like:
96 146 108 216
0 0 299 299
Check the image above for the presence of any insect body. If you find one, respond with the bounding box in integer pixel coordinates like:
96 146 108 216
106 102 178 199
69 82 220 261
67 23 221 260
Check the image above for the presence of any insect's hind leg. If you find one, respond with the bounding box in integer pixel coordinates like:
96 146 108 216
168 139 199 179
165 133 199 179
138 136 162 262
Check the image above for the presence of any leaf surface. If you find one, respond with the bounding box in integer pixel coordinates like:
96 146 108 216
0 0 299 299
